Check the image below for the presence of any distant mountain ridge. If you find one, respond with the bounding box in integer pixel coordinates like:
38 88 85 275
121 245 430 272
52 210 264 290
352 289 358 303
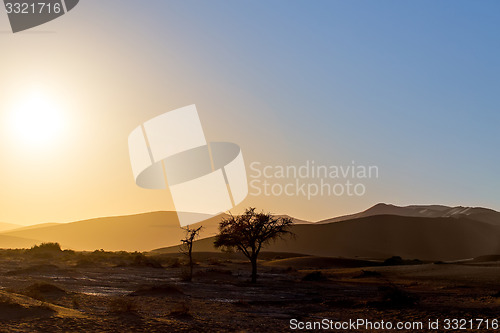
0 212 309 251
319 203 500 226
0 203 499 255
155 214 500 261
1 212 223 251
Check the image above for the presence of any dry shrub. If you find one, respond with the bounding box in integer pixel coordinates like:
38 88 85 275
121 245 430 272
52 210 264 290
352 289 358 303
28 243 63 258
29 242 62 253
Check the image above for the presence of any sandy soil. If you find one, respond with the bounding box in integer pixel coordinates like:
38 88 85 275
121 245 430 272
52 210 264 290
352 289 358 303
0 250 500 332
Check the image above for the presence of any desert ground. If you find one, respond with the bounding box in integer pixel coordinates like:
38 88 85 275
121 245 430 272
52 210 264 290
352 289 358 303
1 245 500 332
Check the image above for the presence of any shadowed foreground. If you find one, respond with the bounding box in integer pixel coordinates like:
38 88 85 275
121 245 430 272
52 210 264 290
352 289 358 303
0 249 500 332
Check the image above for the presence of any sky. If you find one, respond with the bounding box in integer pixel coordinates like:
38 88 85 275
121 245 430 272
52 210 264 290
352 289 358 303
0 1 499 225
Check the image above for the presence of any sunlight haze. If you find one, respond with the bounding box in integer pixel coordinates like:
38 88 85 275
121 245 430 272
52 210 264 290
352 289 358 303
0 1 499 225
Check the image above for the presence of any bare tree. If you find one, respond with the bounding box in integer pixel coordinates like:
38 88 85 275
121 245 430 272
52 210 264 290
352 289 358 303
180 225 203 282
214 208 293 283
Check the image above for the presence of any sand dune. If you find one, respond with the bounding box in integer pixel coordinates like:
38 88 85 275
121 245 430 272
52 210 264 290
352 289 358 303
1 212 228 252
0 211 313 251
0 222 23 232
263 256 381 269
7 223 62 233
155 215 500 261
318 203 500 225
3 204 500 255
0 234 42 249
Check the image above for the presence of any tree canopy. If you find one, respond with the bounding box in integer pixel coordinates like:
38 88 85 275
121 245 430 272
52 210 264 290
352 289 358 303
214 207 293 282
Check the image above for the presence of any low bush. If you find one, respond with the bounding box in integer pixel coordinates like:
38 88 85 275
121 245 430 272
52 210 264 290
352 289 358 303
27 243 63 258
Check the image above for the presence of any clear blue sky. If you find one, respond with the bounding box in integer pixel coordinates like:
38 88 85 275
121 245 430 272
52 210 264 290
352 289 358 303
131 0 500 214
1 1 499 223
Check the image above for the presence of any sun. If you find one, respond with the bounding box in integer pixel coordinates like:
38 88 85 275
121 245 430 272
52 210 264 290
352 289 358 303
7 91 66 148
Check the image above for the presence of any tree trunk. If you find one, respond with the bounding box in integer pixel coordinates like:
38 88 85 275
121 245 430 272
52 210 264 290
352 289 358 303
188 245 193 282
251 257 257 283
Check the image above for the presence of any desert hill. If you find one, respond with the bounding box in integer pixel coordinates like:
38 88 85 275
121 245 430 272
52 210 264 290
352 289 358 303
154 214 500 261
0 212 229 251
0 212 312 251
2 203 500 255
319 203 500 226
7 223 62 232
0 222 24 232
0 234 41 249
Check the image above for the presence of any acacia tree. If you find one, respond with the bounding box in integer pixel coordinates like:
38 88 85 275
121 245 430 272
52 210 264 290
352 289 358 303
214 208 293 283
180 225 203 282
